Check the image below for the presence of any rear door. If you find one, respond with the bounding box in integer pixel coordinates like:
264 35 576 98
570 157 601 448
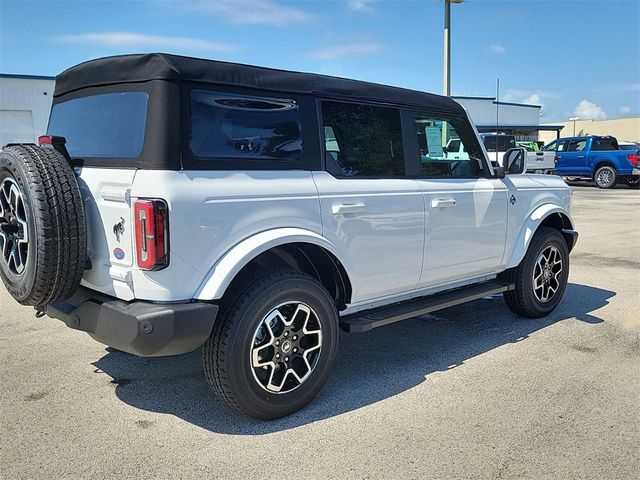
315 100 425 303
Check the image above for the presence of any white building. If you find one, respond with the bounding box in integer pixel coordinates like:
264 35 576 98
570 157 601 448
0 74 55 147
453 96 563 141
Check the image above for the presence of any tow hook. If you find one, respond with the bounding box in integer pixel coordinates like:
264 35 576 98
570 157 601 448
34 306 46 318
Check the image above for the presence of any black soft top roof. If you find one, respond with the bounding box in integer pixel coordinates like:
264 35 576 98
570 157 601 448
54 53 464 113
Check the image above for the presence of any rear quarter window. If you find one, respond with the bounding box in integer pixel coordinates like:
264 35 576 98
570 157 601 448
47 92 148 158
189 90 302 163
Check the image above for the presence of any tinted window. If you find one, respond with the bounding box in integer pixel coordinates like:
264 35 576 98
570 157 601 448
568 139 588 152
189 91 302 162
48 92 148 158
414 115 482 178
591 137 619 151
322 101 404 177
482 135 516 152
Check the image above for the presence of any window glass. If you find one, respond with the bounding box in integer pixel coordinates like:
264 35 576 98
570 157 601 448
543 140 558 151
189 90 302 162
321 101 404 177
557 140 568 151
48 92 148 158
591 137 618 151
414 115 482 178
482 135 516 152
568 140 588 152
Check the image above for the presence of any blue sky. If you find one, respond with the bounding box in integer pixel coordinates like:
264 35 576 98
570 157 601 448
1 0 638 121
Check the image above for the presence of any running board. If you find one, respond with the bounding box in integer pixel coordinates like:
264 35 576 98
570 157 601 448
340 281 515 333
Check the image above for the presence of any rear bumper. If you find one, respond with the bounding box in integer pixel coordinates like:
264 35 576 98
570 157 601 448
45 287 218 357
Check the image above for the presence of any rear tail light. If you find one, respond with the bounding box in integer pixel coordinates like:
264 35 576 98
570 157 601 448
134 199 169 270
627 154 639 166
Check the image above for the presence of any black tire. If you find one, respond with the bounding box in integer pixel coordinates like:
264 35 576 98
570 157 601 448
593 165 617 189
501 227 569 318
202 269 339 419
0 145 86 306
625 176 640 188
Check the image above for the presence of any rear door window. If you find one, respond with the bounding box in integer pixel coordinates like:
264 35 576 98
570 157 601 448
47 92 148 158
321 101 405 177
568 139 588 152
189 91 302 162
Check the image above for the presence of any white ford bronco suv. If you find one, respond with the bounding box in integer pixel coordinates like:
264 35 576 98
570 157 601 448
0 54 577 419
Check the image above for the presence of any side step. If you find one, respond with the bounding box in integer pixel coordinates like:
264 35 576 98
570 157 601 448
340 280 515 333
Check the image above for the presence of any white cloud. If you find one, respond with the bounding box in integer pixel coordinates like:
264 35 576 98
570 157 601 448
58 32 238 52
346 0 374 12
574 100 607 120
522 94 541 105
193 0 312 26
619 106 632 114
305 41 382 60
488 44 506 54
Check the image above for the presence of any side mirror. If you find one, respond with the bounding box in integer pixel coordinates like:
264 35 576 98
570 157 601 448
503 147 526 175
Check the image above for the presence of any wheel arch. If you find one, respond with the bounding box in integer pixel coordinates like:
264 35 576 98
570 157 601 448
592 159 617 176
505 205 575 269
194 228 353 309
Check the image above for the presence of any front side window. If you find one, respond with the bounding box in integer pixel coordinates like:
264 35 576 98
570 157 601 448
48 92 148 158
321 101 404 177
413 115 483 178
189 91 302 162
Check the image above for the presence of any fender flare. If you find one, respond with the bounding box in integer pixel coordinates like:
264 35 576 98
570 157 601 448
194 228 349 301
505 204 573 268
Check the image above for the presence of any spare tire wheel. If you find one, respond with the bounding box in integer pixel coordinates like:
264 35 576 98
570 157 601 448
0 145 86 306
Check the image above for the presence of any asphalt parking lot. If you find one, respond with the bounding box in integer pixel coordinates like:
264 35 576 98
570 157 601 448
1 183 639 480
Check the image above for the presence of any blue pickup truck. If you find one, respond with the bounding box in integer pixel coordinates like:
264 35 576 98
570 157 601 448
543 135 640 188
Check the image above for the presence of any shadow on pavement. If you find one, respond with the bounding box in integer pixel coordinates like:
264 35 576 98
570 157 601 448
92 282 613 435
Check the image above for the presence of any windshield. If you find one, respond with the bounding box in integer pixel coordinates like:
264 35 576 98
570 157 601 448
47 92 148 158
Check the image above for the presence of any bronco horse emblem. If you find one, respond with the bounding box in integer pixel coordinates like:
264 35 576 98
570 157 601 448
113 217 125 242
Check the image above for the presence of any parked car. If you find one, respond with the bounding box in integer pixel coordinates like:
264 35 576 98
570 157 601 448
482 133 556 173
543 135 640 188
0 53 578 419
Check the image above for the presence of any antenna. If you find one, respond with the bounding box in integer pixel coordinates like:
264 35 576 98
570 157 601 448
496 77 500 135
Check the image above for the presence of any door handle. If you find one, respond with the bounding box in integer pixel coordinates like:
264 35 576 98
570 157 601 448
431 198 456 208
332 202 367 215
577 155 585 158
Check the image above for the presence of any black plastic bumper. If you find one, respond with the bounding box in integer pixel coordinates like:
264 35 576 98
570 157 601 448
45 287 218 357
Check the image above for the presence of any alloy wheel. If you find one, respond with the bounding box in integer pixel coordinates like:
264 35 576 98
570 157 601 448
0 178 29 275
596 168 613 187
532 245 562 303
250 302 323 394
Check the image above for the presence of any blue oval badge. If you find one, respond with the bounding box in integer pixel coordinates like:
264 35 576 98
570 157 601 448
113 248 125 260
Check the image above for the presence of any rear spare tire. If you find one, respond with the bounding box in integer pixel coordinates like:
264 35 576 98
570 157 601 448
0 145 86 306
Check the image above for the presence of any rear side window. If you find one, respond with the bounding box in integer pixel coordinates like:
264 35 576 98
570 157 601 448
591 137 618 151
321 101 404 177
189 91 302 162
48 92 148 158
483 135 516 152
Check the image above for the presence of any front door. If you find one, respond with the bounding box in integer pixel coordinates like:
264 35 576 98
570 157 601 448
409 113 508 288
557 138 589 175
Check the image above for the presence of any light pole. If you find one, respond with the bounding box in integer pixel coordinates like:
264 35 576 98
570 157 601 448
443 0 464 96
569 117 580 136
